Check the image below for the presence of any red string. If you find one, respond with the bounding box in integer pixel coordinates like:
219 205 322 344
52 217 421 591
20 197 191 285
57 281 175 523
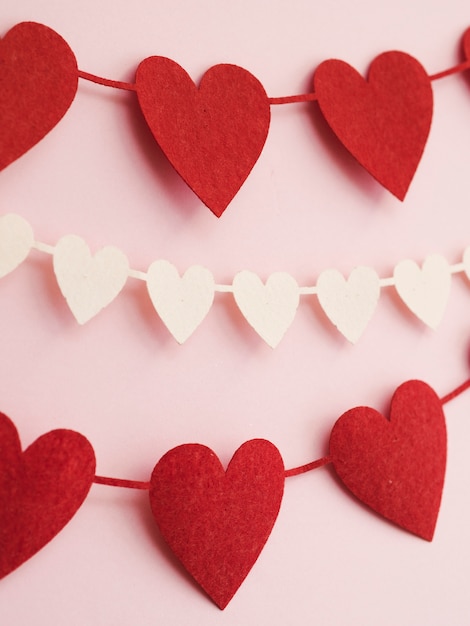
91 376 470 490
78 60 470 100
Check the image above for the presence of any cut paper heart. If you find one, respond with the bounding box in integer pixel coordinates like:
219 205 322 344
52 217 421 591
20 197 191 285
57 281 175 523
329 380 446 541
53 235 129 324
314 51 433 200
0 412 95 578
135 57 270 217
0 22 78 171
0 214 34 278
147 260 214 343
316 266 380 343
149 439 284 609
393 254 451 329
232 271 299 347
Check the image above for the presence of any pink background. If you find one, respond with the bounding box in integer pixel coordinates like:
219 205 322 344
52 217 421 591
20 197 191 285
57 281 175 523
2 1 470 624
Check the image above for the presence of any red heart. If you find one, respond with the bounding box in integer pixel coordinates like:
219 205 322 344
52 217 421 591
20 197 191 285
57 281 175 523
149 439 284 609
135 57 270 217
0 22 78 171
462 27 470 61
0 413 95 578
329 380 446 541
314 51 433 200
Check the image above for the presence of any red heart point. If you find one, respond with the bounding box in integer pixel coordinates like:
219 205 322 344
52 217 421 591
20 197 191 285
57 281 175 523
314 51 433 200
149 439 284 609
0 22 78 171
329 380 446 540
136 57 270 217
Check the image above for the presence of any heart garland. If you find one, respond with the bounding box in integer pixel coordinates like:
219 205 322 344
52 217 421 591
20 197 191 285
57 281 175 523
1 375 466 608
0 213 466 346
1 22 470 215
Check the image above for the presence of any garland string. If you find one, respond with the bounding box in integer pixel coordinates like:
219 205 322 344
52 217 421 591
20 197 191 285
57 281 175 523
91 376 470 490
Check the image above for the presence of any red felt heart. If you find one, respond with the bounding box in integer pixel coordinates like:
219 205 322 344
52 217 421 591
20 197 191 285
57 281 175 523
0 22 78 171
462 27 470 61
314 51 433 200
329 380 446 541
135 57 270 217
0 413 95 578
149 439 284 609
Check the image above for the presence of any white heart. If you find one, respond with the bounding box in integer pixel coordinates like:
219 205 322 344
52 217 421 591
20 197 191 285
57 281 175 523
0 214 34 278
147 260 214 343
232 271 299 348
316 266 380 343
53 235 129 324
393 254 451 329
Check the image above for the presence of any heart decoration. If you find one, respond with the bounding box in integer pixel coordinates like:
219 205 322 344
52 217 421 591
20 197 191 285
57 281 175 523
316 266 380 343
314 51 433 200
53 234 129 324
0 412 95 578
462 27 470 61
149 439 284 609
329 380 446 541
0 214 34 278
393 254 451 329
232 270 299 347
135 57 271 217
0 22 78 171
147 260 215 343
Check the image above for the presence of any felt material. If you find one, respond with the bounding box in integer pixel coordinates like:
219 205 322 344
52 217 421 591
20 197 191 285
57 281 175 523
135 57 270 217
53 234 130 324
0 214 34 278
147 260 215 343
0 22 78 171
232 271 299 347
463 27 470 60
316 266 380 343
0 413 95 578
314 51 433 200
329 380 446 541
393 254 451 329
149 439 284 609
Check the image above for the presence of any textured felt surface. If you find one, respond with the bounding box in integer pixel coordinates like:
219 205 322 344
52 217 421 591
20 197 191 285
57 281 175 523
149 439 284 609
135 57 271 217
0 413 96 578
329 380 447 541
0 22 78 171
314 51 433 200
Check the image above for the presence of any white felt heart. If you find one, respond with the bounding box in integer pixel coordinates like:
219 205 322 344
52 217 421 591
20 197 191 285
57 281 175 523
0 214 34 278
316 266 380 343
232 271 299 348
393 254 451 329
53 235 129 324
147 260 215 343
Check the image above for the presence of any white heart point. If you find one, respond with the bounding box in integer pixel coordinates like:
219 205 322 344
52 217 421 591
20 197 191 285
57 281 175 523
316 266 380 343
393 254 451 329
232 271 299 348
53 235 129 324
147 260 215 343
0 214 34 278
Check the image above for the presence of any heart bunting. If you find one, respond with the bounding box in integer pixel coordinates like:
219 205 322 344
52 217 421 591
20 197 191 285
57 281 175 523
135 57 271 217
149 440 285 609
329 380 447 540
0 22 78 171
2 23 470 210
0 371 466 607
0 412 95 579
313 51 433 200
